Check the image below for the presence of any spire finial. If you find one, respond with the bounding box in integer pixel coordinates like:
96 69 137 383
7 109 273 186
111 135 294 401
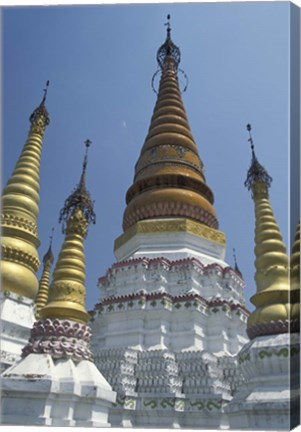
42 80 50 104
156 15 181 71
233 247 237 266
232 247 242 277
59 140 96 232
246 123 255 156
49 227 54 247
244 123 272 192
29 81 50 127
165 14 171 37
43 227 54 265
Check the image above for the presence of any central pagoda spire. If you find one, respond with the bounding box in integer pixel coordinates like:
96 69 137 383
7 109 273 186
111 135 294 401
122 16 218 232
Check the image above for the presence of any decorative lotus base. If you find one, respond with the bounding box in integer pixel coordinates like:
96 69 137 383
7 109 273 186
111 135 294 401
1 318 116 427
22 318 94 362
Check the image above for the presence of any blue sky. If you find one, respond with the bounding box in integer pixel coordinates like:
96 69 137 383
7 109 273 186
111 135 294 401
3 3 295 311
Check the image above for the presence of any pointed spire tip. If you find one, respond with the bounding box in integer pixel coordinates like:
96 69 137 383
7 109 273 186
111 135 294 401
49 227 54 247
59 140 96 231
42 80 50 104
43 227 54 264
29 81 50 127
244 123 272 191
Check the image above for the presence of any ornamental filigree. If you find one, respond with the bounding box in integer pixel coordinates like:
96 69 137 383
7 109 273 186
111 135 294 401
151 15 188 93
59 140 96 233
1 213 38 236
22 318 93 362
29 81 50 134
156 16 181 71
1 244 40 272
247 319 299 340
251 180 270 199
244 124 272 194
29 117 49 136
48 281 86 306
65 209 89 237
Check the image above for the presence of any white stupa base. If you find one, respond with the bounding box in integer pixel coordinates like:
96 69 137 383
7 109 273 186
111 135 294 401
1 353 116 427
0 291 36 372
92 347 244 428
114 219 226 263
91 227 250 428
226 332 300 430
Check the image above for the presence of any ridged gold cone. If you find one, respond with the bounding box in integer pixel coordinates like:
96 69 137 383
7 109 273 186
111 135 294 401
40 140 95 325
1 91 50 299
35 242 54 319
248 180 290 329
244 126 292 337
290 220 300 321
40 208 90 324
123 25 218 233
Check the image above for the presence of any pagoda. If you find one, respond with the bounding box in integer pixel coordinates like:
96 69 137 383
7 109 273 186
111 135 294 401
1 141 116 426
1 83 50 371
90 17 250 428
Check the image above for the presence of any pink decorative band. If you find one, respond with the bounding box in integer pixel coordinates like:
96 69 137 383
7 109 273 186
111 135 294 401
22 318 93 362
123 201 218 231
247 319 300 340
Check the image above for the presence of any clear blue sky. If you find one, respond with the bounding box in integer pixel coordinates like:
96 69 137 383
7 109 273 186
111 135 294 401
3 3 295 311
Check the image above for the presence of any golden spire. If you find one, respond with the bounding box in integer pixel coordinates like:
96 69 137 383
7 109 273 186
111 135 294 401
244 124 292 339
35 228 54 319
1 81 50 299
290 221 300 322
40 140 96 325
123 16 218 233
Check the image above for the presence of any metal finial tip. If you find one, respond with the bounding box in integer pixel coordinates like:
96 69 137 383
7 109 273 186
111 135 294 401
233 248 237 261
246 123 255 151
42 80 50 103
244 123 272 191
84 139 92 160
165 14 171 31
43 227 55 264
232 247 242 277
49 227 54 245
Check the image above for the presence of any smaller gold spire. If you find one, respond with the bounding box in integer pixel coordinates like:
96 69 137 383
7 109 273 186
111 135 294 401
35 228 54 319
40 141 95 324
244 124 291 339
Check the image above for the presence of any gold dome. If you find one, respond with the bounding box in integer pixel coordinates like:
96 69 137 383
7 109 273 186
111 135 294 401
122 21 218 232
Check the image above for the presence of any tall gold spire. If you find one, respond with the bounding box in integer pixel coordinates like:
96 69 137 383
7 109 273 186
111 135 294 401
123 16 218 233
1 82 50 299
244 124 295 339
35 229 54 319
40 140 95 325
